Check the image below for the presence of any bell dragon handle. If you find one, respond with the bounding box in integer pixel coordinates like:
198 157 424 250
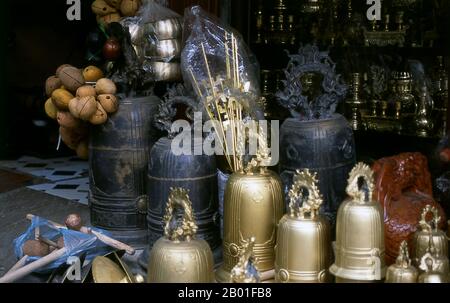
163 187 198 242
154 93 203 139
346 163 375 204
288 169 323 219
419 204 441 232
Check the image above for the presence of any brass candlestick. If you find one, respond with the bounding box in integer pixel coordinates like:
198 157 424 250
346 73 365 131
415 86 434 137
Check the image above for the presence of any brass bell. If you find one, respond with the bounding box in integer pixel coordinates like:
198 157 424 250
275 169 332 283
215 168 285 283
412 205 448 266
330 163 387 282
147 188 214 283
230 237 261 283
385 241 418 283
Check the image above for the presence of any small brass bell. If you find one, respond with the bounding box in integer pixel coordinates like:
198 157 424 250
275 169 332 283
230 237 261 283
412 205 448 266
330 163 386 282
147 187 214 283
385 241 418 283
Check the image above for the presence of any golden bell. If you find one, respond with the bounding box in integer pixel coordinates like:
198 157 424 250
275 169 332 283
412 205 448 266
215 168 285 283
385 241 418 283
330 163 386 282
147 188 214 283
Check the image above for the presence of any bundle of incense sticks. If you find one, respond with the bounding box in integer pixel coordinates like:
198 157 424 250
188 31 250 173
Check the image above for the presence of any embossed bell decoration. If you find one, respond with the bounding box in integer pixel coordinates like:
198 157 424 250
385 241 418 283
215 167 285 283
412 205 448 266
418 253 449 283
230 237 261 283
147 188 214 283
275 169 332 283
330 163 386 282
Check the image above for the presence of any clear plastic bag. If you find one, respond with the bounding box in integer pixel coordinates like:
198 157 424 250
181 5 261 100
121 0 183 81
13 216 113 273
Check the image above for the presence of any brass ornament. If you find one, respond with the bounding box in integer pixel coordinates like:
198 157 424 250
275 169 332 283
147 188 214 283
418 252 449 283
230 237 260 283
412 205 448 266
330 163 386 282
385 241 418 283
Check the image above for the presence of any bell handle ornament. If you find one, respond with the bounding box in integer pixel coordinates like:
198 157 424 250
419 204 441 232
288 169 323 219
154 92 202 138
346 162 375 205
163 187 198 242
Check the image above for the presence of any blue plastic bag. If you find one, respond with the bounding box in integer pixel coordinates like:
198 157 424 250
13 216 113 273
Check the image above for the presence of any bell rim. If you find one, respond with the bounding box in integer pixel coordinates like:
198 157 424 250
329 263 387 281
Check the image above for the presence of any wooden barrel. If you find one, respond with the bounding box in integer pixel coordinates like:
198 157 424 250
89 95 161 248
279 114 356 225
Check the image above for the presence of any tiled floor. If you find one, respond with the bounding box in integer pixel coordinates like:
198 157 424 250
0 156 89 205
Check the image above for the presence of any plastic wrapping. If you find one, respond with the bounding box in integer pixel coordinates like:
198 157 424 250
181 6 261 102
121 0 182 81
13 216 113 273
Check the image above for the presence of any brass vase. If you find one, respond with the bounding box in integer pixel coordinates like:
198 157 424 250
330 163 386 282
275 169 332 283
147 188 214 283
215 168 285 283
412 205 448 266
385 241 418 283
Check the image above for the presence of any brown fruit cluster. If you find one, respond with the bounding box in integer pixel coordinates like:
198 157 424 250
92 0 141 26
44 64 119 160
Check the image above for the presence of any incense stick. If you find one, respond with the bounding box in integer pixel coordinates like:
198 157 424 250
201 43 216 97
225 31 231 80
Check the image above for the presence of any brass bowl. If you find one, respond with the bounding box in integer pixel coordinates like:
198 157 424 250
145 18 182 40
145 39 181 60
149 61 182 82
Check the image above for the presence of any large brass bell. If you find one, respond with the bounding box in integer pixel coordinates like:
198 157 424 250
412 205 448 266
275 169 332 283
147 187 214 283
330 163 386 282
385 241 418 283
215 168 285 283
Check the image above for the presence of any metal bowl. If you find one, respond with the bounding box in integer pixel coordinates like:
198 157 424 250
145 39 181 60
149 61 181 82
144 18 183 40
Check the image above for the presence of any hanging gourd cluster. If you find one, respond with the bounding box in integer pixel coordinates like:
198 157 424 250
43 64 118 159
92 0 141 27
